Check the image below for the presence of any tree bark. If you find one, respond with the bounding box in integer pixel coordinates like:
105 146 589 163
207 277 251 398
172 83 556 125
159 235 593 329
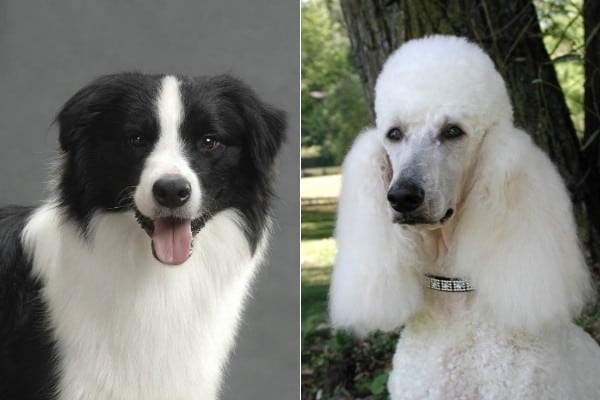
584 0 600 276
340 0 600 271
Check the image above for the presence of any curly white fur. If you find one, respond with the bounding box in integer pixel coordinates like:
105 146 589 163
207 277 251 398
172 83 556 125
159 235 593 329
330 35 600 399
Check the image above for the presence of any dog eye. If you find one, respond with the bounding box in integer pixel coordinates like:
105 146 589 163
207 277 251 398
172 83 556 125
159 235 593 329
197 136 220 151
442 125 465 140
128 134 147 148
386 128 403 142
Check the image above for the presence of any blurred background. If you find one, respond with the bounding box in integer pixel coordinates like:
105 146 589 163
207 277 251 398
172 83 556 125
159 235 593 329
0 1 299 398
301 0 600 398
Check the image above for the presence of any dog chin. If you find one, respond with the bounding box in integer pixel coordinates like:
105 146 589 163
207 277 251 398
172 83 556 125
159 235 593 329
392 208 454 227
134 208 206 266
393 216 434 226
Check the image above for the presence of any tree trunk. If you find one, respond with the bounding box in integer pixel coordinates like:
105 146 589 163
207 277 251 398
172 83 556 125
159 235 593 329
584 0 600 278
340 0 600 273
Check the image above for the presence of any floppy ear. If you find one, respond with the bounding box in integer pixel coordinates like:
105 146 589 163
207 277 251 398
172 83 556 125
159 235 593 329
250 103 286 173
453 124 592 331
57 73 136 152
216 75 286 173
329 129 423 335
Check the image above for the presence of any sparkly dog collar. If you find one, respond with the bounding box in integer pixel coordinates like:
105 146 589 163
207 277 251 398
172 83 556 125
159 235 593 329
424 274 474 292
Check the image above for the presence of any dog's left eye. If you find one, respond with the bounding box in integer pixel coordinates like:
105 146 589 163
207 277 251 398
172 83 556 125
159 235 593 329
442 125 465 140
197 136 220 152
387 128 403 142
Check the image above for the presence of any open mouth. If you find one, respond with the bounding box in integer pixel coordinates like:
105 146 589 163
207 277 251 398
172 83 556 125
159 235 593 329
135 209 206 266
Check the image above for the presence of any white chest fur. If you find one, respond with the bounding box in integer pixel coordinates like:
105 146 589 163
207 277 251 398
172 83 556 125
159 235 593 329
23 205 264 400
387 313 600 400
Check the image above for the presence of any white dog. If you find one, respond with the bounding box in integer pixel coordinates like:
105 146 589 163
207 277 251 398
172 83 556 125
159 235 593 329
330 35 600 399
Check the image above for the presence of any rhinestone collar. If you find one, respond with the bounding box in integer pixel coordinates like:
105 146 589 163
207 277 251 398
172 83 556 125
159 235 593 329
424 274 474 292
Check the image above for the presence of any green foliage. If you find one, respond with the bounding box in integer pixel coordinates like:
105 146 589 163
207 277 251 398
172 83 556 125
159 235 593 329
301 0 587 164
535 0 585 137
302 0 369 165
369 372 389 396
302 323 399 400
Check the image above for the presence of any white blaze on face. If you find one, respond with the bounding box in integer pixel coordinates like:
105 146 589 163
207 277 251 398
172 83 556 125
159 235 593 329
155 75 186 160
133 75 203 266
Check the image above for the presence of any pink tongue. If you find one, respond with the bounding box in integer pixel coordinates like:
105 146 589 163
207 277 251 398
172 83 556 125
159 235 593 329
151 218 193 265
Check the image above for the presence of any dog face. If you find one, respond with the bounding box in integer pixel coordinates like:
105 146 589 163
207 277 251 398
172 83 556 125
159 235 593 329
380 113 480 225
57 73 284 265
374 35 512 226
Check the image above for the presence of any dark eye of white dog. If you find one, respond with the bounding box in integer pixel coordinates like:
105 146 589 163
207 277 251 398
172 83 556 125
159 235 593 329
442 125 465 140
197 136 221 152
386 128 403 142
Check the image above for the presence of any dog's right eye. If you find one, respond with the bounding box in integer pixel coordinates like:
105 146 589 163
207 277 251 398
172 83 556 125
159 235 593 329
387 128 403 142
128 134 147 148
441 125 465 140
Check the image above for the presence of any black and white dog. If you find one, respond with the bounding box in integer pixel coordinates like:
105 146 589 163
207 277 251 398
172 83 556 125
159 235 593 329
0 73 285 399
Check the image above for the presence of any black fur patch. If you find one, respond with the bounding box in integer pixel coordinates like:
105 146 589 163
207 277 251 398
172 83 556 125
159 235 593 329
56 73 162 229
0 207 58 399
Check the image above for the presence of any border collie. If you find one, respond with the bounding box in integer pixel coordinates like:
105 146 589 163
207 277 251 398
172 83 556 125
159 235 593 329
0 73 285 399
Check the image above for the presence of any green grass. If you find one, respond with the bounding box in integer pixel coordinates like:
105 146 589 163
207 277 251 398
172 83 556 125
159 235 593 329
301 211 336 241
301 207 335 336
301 203 397 400
301 281 328 339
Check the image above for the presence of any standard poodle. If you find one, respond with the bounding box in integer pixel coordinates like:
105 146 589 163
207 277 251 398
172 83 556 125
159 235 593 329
329 35 600 399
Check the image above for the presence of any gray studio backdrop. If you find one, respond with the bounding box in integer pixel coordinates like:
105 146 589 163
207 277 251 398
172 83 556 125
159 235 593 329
0 1 299 398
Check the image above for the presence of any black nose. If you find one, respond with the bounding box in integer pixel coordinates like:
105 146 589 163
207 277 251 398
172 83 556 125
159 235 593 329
387 181 424 212
152 174 191 209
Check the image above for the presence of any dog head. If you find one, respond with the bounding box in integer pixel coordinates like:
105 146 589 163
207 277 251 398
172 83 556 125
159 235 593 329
57 73 285 265
374 35 512 227
331 35 590 334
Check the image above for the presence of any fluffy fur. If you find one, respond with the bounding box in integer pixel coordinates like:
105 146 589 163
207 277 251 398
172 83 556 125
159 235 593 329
330 35 600 399
0 73 284 399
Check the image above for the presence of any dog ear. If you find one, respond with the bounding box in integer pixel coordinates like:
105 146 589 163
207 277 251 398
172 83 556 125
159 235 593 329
250 103 286 173
216 75 286 173
329 129 423 335
56 74 132 152
452 124 592 331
